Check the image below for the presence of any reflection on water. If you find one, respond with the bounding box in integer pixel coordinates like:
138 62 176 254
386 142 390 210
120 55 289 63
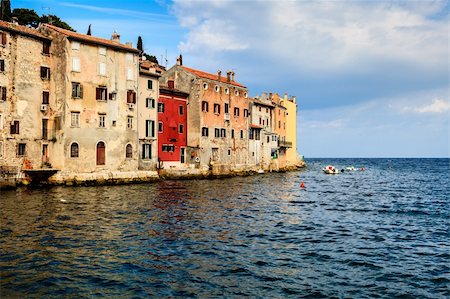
1 159 449 298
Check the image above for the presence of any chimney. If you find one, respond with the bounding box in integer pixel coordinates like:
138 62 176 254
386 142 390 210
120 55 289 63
125 42 132 47
168 78 175 89
231 71 235 81
176 54 183 66
111 31 120 44
226 71 231 83
12 17 18 25
269 92 273 99
284 92 288 100
218 70 222 81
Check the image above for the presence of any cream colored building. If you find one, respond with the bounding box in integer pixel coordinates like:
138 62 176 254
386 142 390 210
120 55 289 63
0 20 54 175
138 60 161 170
39 24 140 178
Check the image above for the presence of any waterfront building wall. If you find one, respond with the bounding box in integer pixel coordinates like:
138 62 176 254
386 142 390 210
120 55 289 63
138 60 160 170
272 93 288 169
39 24 140 176
0 20 54 174
281 93 299 166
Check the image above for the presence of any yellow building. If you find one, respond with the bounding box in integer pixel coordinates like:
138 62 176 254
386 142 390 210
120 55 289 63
280 93 300 167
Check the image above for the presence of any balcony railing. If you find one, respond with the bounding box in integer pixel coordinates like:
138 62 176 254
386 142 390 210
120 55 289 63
278 140 293 148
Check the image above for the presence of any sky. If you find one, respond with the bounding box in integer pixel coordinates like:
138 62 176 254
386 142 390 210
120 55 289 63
12 0 450 157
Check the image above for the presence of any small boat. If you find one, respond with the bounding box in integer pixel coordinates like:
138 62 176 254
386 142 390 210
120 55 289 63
257 169 264 174
323 165 339 174
345 166 357 171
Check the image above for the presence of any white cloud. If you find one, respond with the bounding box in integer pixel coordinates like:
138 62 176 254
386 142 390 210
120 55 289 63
413 98 450 114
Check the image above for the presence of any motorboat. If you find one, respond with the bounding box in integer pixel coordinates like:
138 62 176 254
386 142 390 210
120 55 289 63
345 166 357 171
323 165 339 174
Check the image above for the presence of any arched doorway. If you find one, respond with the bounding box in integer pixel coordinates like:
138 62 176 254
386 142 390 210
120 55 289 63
96 141 105 165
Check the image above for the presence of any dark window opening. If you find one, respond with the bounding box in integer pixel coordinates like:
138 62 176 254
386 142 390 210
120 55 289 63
126 144 133 158
17 143 26 156
43 41 50 54
158 103 164 113
127 90 137 103
202 101 209 112
72 82 83 98
96 87 107 101
202 127 209 137
10 120 19 134
70 142 79 158
42 91 49 104
40 66 50 80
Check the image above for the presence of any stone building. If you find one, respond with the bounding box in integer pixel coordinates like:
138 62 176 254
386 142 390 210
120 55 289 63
138 60 161 170
248 94 278 170
160 58 251 174
39 24 141 181
279 93 299 167
0 20 54 179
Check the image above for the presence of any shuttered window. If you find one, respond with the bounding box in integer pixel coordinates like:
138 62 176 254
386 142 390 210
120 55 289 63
1 31 6 45
0 86 6 101
96 87 107 101
42 91 49 104
127 90 136 103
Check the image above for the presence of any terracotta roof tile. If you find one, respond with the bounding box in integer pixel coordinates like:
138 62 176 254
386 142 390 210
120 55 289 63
180 66 246 88
43 24 139 53
0 20 50 40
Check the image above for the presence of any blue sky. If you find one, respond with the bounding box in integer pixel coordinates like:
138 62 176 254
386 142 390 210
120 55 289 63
13 0 449 157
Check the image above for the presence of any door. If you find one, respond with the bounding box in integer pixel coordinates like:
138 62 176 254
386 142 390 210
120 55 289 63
42 144 48 164
96 141 105 165
180 147 185 163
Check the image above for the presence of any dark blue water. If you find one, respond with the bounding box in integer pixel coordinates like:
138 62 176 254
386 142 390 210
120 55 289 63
1 158 449 298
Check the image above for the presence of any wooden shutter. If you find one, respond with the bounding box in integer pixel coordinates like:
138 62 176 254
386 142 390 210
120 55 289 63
1 87 6 102
96 88 101 100
1 32 6 45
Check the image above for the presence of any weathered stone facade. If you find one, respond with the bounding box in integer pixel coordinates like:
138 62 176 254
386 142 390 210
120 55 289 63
0 20 54 185
160 63 251 175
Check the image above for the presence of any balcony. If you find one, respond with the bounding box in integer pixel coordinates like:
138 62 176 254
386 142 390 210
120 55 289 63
278 140 293 148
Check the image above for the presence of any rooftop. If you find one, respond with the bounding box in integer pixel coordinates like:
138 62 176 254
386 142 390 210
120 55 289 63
0 20 50 41
42 24 140 54
181 66 246 88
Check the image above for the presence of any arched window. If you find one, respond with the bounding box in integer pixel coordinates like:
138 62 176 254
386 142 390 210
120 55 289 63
96 141 105 165
70 142 79 158
126 144 133 158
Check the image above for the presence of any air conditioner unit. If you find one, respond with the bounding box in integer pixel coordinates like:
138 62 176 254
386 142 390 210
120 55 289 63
128 103 135 109
40 104 48 111
224 113 230 121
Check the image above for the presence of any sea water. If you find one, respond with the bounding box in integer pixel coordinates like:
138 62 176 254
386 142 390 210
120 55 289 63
1 158 449 298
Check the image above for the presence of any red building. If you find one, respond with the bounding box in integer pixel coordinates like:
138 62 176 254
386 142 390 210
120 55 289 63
158 79 189 164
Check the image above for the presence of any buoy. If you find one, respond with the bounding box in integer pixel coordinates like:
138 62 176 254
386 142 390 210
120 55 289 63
361 167 365 171
300 182 305 188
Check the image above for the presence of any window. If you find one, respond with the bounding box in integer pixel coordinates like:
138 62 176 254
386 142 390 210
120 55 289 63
203 82 208 90
179 105 184 115
267 136 270 143
158 121 163 132
0 59 4 72
96 87 107 101
126 144 133 158
40 66 50 80
148 80 153 90
225 103 229 114
228 148 231 156
278 121 281 129
99 47 106 56
244 109 249 117
220 128 226 138
17 143 26 156
240 130 244 139
215 128 220 138
0 86 5 101
162 145 175 152
72 57 80 72
234 107 240 116
201 127 208 137
231 129 234 139
255 130 261 140
71 41 80 50
225 88 229 94
43 41 50 54
42 119 48 140
259 117 262 125
10 120 19 134
142 144 152 159
1 31 6 46
42 91 49 104
146 120 155 137
109 92 116 101
72 82 83 98
127 90 136 103
244 92 248 98
127 116 133 129
127 68 133 80
215 85 220 92
179 124 184 134
70 142 79 158
235 90 239 96
201 101 209 112
146 98 155 108
249 129 254 140
99 62 106 75
266 108 269 113
99 114 106 128
71 112 80 127
214 103 221 114
158 102 164 113
0 141 3 157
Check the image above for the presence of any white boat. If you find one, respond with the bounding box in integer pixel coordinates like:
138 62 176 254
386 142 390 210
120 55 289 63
323 165 339 174
345 166 357 171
